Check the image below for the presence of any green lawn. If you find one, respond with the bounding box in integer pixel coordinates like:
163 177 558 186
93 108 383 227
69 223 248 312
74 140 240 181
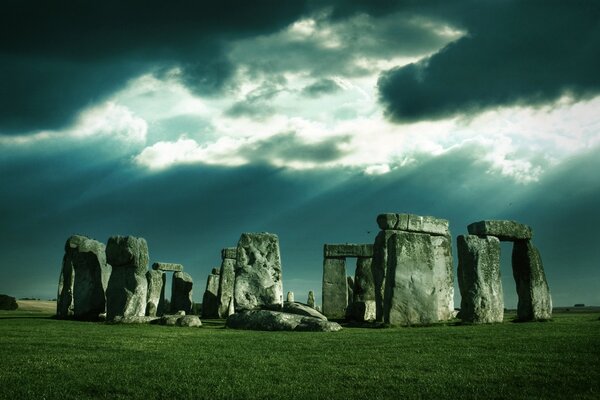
0 309 598 400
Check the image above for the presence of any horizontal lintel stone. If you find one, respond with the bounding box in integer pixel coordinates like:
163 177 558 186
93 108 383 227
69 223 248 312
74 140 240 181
324 244 373 258
467 220 532 241
152 262 183 272
221 247 237 260
376 213 449 236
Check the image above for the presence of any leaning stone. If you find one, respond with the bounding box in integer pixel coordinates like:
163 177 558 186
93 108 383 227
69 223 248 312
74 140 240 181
512 240 552 321
217 258 236 318
307 291 315 309
467 220 533 241
0 294 18 310
287 291 294 302
146 270 165 317
322 257 347 319
177 315 202 327
202 272 220 318
457 235 503 323
221 247 237 260
353 257 376 321
324 244 374 258
226 310 341 332
376 213 409 230
407 214 450 236
171 272 194 315
384 231 438 326
234 232 283 311
283 301 327 320
152 262 183 272
431 235 455 321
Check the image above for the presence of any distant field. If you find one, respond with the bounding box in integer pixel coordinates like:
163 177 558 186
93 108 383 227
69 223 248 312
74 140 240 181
0 304 598 400
15 300 57 314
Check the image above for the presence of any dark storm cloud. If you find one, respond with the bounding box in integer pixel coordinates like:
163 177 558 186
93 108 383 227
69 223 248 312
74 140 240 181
244 132 351 163
225 77 287 119
376 1 600 121
301 78 341 97
0 0 309 134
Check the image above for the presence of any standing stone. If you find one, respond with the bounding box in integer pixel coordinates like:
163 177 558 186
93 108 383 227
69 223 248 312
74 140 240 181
431 235 455 321
202 271 220 318
287 291 294 303
457 235 503 323
217 256 236 318
172 271 194 314
353 257 376 321
105 236 149 320
57 259 74 318
346 276 354 318
59 235 111 319
234 233 283 311
227 296 235 317
307 291 315 309
372 229 397 321
384 232 438 326
512 240 552 321
322 257 347 319
146 270 165 317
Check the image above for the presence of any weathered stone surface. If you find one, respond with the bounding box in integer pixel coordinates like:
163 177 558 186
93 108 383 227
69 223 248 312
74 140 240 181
346 276 354 317
202 272 219 318
217 258 236 318
152 262 183 272
221 247 237 260
234 232 283 311
111 315 159 324
146 270 165 317
322 257 347 319
171 271 193 314
407 214 450 236
512 240 552 321
431 235 455 321
467 220 532 241
159 314 180 326
457 235 503 323
106 236 149 274
372 229 397 321
384 231 438 326
283 301 327 320
0 294 18 310
353 257 376 321
377 213 409 230
57 258 74 318
177 315 202 327
307 291 315 309
227 297 235 317
211 268 219 275
324 244 374 258
287 291 294 302
105 235 148 320
226 310 342 332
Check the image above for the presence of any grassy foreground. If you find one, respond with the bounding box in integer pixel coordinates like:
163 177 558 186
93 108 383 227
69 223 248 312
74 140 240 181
1 306 599 400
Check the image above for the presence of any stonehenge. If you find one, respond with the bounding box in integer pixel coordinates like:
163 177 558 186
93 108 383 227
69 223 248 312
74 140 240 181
171 271 194 314
201 269 220 318
146 269 165 317
216 248 236 318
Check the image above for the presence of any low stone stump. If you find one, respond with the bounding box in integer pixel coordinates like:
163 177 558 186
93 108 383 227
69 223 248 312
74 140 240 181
226 310 342 332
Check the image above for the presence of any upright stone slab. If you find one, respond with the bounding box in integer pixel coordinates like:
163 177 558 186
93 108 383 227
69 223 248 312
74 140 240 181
217 256 236 318
59 235 111 319
307 290 315 309
346 276 354 317
353 257 376 321
172 271 194 314
372 229 397 321
383 232 438 326
105 236 149 320
467 220 532 241
322 257 347 319
146 270 165 317
431 235 454 321
512 240 552 321
202 272 220 318
57 258 74 318
234 233 283 311
457 235 503 323
287 291 294 303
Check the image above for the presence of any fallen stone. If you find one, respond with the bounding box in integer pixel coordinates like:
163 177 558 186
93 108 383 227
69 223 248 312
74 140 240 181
353 257 376 321
146 270 165 317
171 272 194 315
217 257 236 318
177 315 202 327
457 235 503 323
158 314 180 326
512 240 552 321
467 220 533 241
282 301 327 320
152 262 183 272
175 310 186 316
307 290 315 309
287 291 294 302
0 294 18 310
202 272 220 318
226 310 342 332
111 315 159 324
431 235 455 321
221 247 237 260
323 243 374 258
234 232 283 311
322 257 347 319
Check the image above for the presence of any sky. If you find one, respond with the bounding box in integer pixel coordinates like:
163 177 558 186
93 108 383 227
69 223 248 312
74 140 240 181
1 0 599 308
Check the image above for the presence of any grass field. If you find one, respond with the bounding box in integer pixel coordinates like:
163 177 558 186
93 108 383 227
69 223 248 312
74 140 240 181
1 303 599 400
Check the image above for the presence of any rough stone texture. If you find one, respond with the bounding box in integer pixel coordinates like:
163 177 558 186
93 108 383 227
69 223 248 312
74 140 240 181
307 291 315 309
234 232 283 311
322 257 347 319
227 297 235 317
283 301 328 320
177 315 202 327
152 262 183 272
457 235 504 323
111 315 159 324
324 244 374 258
353 257 376 321
57 259 74 318
467 220 533 241
383 231 438 326
217 258 236 318
159 314 181 326
226 310 342 332
202 272 220 318
372 230 397 321
512 240 552 321
146 270 165 317
171 271 194 315
377 213 409 230
406 214 450 236
0 294 18 310
287 291 294 302
105 236 149 320
346 276 354 317
431 235 455 321
59 235 111 319
211 268 220 275
221 247 237 260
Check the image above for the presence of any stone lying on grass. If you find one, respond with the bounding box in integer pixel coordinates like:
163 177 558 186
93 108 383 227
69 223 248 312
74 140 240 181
111 316 160 324
157 314 202 327
226 310 342 332
282 301 328 320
